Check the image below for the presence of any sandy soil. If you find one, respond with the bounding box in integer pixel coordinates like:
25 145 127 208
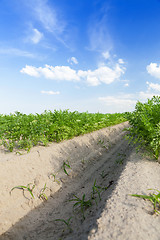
0 122 160 240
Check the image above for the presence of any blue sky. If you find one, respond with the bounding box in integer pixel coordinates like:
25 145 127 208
1 0 160 114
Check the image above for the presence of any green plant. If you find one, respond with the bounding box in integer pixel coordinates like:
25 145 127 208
54 217 73 232
0 110 126 152
49 173 60 184
69 194 92 219
91 179 103 203
10 183 35 199
129 189 160 214
126 96 160 160
39 183 48 200
62 160 71 176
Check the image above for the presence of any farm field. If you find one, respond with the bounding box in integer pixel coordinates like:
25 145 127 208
1 97 160 240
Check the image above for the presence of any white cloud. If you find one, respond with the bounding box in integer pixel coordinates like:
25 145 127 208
102 51 110 60
146 81 160 92
41 90 60 95
20 65 40 77
68 57 78 65
21 65 80 81
20 61 125 86
146 62 160 79
31 28 43 44
124 83 129 87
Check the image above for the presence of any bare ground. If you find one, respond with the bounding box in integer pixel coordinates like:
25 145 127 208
0 122 160 240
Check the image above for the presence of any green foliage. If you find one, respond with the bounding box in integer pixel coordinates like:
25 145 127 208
126 96 160 159
0 110 126 152
130 189 160 214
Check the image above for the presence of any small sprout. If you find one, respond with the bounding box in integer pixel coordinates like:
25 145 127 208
10 183 35 199
100 170 108 179
69 194 92 220
54 217 73 232
49 173 60 184
98 139 104 145
39 183 48 200
81 158 85 164
62 160 71 176
91 179 103 203
129 189 160 214
116 158 124 165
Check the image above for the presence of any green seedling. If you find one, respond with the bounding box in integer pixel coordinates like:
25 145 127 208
39 183 48 200
116 158 124 165
49 173 60 184
10 183 35 199
98 139 104 145
54 217 73 232
69 194 92 219
100 170 108 179
91 179 103 204
62 160 71 176
129 189 160 214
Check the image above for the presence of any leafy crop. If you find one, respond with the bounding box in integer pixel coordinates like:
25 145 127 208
126 96 160 160
130 189 160 214
0 110 126 152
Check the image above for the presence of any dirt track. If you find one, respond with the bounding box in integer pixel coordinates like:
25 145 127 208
0 122 160 240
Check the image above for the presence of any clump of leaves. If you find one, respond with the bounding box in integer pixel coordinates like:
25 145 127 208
39 183 48 200
69 194 92 219
10 183 35 199
130 189 160 214
54 217 73 232
62 160 71 176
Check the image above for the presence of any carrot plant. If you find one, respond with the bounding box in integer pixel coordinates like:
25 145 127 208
0 110 127 152
126 96 160 160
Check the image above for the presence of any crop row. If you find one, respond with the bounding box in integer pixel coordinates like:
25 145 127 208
126 96 160 160
0 110 127 152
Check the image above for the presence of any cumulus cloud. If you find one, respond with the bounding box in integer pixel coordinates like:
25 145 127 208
20 65 80 81
20 62 125 86
146 63 160 79
41 90 60 95
146 81 160 92
31 28 43 44
68 57 78 65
